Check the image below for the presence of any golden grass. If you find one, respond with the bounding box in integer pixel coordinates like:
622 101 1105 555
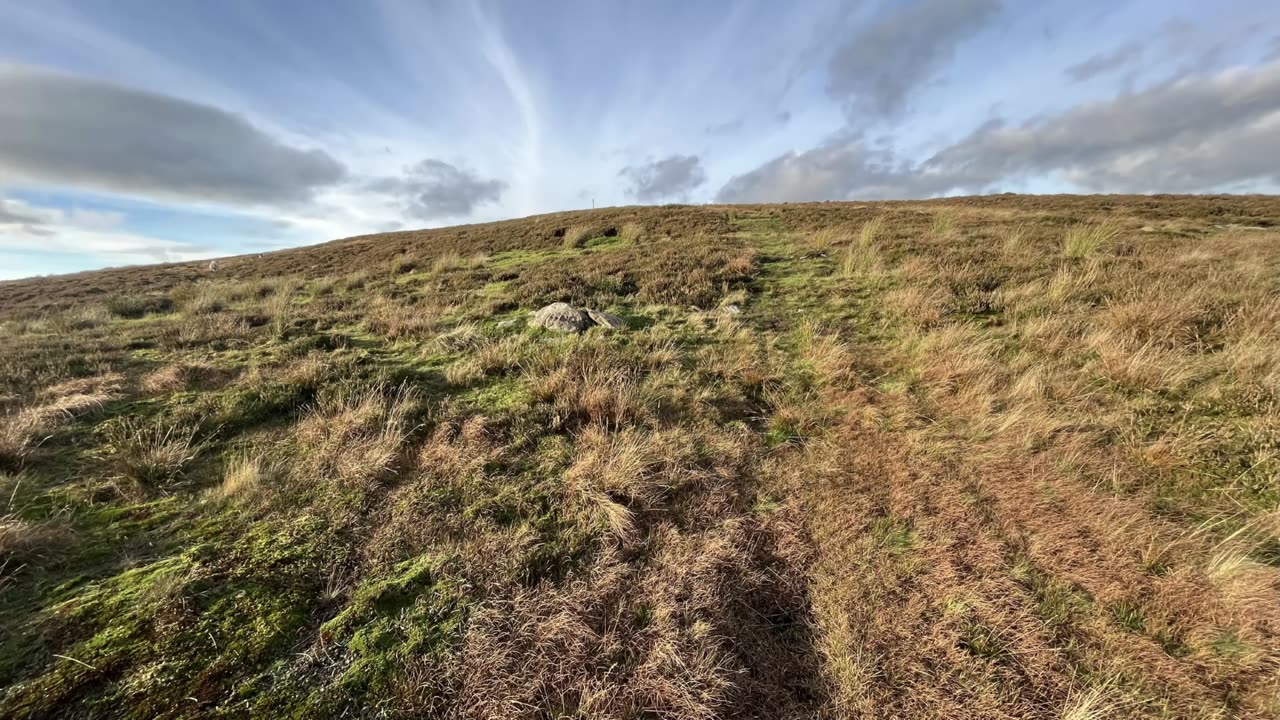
140 363 220 394
209 453 275 500
619 221 644 244
0 486 71 565
1 380 118 469
1062 221 1121 258
930 208 956 237
562 224 593 249
1061 683 1120 720
364 295 442 340
839 216 885 278
810 224 853 250
295 384 421 497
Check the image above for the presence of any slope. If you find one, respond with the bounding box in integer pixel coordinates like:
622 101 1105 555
2 195 1279 718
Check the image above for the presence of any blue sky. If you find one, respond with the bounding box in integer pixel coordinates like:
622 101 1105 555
1 0 1278 280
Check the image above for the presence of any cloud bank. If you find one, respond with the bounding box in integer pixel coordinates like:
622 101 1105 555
719 60 1280 201
0 66 345 207
370 159 507 220
620 155 708 202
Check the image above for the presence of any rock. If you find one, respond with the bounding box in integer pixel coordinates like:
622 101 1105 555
497 318 523 330
585 308 627 330
720 304 742 315
530 302 589 333
1140 225 1156 232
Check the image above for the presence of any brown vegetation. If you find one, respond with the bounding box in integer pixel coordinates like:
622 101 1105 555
1 195 1279 718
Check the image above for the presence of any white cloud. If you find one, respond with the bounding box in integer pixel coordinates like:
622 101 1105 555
0 195 218 278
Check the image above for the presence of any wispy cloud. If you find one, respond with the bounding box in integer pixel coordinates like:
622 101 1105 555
467 0 543 217
1065 42 1145 82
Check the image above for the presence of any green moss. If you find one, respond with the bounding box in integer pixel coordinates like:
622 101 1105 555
458 376 530 412
487 247 578 271
319 554 469 695
583 233 634 251
480 279 512 297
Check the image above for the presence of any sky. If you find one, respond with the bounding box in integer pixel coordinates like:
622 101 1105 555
1 0 1278 280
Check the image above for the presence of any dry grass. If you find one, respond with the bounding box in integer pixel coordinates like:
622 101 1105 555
140 363 221 394
3 196 1280 718
294 384 421 499
840 215 884 278
211 453 275 499
565 425 688 539
1 380 118 469
810 224 853 250
0 516 71 566
96 418 202 494
1062 221 1121 258
562 224 593 249
619 222 644 244
365 295 443 340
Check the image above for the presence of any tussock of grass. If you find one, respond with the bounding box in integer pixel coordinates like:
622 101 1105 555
809 224 853 250
931 209 956 236
213 453 274 499
1061 683 1120 720
1062 221 1120 258
0 517 71 564
1000 222 1029 253
840 216 885 278
562 224 593 249
364 295 442 340
96 417 202 494
105 293 173 319
1 379 118 469
618 221 644 244
295 384 421 498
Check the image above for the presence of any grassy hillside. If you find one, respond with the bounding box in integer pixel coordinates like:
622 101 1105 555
2 196 1279 718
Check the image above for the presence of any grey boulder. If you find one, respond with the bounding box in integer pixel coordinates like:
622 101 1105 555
531 302 589 333
585 308 627 330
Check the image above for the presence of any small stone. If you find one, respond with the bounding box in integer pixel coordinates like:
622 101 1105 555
1141 225 1156 232
530 302 589 333
720 304 742 315
585 308 627 330
497 318 523 330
